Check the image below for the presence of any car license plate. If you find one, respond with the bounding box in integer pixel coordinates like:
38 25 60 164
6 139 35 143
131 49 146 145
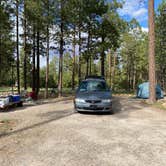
90 105 97 108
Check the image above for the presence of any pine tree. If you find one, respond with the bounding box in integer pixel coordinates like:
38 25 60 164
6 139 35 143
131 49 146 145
155 0 166 90
0 1 15 86
148 0 156 103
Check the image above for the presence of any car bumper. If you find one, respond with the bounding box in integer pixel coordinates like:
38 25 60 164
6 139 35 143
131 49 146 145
75 102 112 113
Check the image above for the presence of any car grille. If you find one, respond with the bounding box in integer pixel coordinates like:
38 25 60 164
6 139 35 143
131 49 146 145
77 106 111 111
78 107 102 110
85 100 101 104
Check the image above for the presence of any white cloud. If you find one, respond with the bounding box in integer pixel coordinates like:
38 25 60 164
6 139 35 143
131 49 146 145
118 0 148 22
132 8 147 17
141 27 148 32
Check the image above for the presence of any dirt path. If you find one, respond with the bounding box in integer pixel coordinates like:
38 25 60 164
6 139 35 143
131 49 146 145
0 97 166 166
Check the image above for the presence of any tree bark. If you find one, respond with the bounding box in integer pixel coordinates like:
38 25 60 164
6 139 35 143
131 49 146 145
86 27 91 76
45 1 50 99
111 52 116 90
127 66 131 91
23 1 27 90
0 34 1 82
133 69 136 91
45 24 49 98
72 27 76 90
58 20 64 97
101 50 105 77
101 37 105 77
78 30 81 84
132 54 136 91
85 59 89 76
36 29 40 96
16 0 20 93
78 7 82 84
89 56 92 75
108 49 112 87
148 0 156 103
32 27 36 92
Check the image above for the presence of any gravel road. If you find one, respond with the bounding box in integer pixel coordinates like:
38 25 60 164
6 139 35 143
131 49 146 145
0 96 166 166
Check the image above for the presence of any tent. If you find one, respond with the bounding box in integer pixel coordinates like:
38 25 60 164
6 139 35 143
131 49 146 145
137 82 164 99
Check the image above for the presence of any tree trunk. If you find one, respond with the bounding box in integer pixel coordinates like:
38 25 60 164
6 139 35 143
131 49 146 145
0 35 1 82
45 0 50 98
127 67 131 91
78 30 81 84
86 27 91 76
32 27 36 92
78 9 82 84
89 56 92 75
23 1 27 90
16 0 20 94
101 51 105 77
85 59 89 76
58 21 64 97
36 29 40 96
148 0 156 103
111 52 116 89
108 49 112 88
101 37 105 77
72 27 76 90
45 25 49 98
133 69 136 91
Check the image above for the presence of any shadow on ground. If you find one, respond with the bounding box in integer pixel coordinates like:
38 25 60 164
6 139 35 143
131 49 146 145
0 96 150 138
0 109 74 138
0 97 73 113
113 96 149 119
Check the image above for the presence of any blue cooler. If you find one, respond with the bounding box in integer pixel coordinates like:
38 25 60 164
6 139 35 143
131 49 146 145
12 95 21 102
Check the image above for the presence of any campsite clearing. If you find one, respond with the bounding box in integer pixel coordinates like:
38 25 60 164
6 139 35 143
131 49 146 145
0 96 166 166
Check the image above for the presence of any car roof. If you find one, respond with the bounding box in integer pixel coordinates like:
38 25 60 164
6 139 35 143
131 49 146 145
83 79 106 82
85 75 105 81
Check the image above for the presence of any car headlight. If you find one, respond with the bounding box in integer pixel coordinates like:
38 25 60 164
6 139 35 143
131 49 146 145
75 98 85 103
102 99 112 103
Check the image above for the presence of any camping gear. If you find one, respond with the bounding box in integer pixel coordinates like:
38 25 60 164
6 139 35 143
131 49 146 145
0 95 22 111
28 91 37 100
12 95 21 102
0 97 10 108
137 82 164 99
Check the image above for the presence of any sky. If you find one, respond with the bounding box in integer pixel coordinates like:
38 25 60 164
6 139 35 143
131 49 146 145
118 0 163 31
41 0 163 67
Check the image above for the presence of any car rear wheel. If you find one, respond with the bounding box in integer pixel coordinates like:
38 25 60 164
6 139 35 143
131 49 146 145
74 109 78 113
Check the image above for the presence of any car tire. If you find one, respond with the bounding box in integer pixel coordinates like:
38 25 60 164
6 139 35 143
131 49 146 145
109 110 114 114
74 108 78 113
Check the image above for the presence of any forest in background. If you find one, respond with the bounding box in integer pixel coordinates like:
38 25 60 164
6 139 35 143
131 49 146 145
0 0 166 99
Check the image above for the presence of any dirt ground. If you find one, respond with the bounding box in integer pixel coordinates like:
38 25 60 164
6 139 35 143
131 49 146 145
0 96 166 166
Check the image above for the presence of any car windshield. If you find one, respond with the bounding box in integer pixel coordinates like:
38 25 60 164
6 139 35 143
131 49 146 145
78 80 109 92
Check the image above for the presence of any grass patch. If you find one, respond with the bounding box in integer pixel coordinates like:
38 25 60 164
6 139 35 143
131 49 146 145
140 99 166 110
112 90 135 96
152 102 166 111
113 92 135 97
0 87 14 92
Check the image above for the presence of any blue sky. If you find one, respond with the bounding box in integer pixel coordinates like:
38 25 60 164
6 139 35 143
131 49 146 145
118 0 163 30
41 0 163 67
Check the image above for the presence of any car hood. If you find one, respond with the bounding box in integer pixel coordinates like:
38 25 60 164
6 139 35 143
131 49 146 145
76 91 111 100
